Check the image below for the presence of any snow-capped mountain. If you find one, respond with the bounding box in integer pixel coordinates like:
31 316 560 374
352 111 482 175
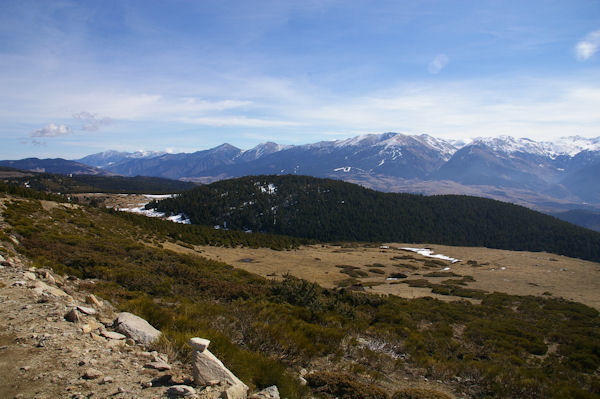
66 133 600 209
76 150 165 169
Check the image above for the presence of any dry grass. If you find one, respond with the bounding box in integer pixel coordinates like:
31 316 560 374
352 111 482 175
183 242 600 310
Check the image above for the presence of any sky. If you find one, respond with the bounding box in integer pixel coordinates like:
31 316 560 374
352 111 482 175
1 0 599 159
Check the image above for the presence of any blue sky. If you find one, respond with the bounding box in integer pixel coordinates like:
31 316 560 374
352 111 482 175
1 0 599 159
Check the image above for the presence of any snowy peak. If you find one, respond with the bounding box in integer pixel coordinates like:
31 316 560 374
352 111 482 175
239 142 293 161
470 135 600 158
76 150 165 168
542 136 600 157
471 136 548 157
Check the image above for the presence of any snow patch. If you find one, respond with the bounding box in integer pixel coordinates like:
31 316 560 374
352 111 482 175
333 166 352 172
401 247 461 263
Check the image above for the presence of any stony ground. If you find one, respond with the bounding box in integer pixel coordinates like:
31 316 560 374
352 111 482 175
0 243 227 399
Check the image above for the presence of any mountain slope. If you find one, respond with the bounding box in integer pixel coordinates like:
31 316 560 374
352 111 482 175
147 175 600 262
0 158 111 176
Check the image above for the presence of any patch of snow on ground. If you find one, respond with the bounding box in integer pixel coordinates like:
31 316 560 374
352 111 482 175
259 183 277 194
401 247 461 263
166 214 191 224
333 166 352 172
116 194 189 224
143 194 174 199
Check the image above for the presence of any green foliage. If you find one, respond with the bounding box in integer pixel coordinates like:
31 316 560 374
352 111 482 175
150 174 600 262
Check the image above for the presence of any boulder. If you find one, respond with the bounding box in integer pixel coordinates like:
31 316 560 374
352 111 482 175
191 348 248 398
114 312 161 345
249 386 280 399
189 337 210 352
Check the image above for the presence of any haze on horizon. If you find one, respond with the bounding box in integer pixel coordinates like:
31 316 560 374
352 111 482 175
1 0 599 160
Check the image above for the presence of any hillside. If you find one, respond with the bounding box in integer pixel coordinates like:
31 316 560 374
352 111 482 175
1 186 599 398
0 167 197 194
147 175 600 262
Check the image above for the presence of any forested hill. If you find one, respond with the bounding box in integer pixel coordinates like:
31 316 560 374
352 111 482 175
147 175 600 262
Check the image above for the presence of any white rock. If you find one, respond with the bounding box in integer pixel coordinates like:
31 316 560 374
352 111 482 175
114 312 161 346
165 385 196 397
100 331 126 340
189 337 210 352
191 349 248 398
76 305 96 315
144 360 171 371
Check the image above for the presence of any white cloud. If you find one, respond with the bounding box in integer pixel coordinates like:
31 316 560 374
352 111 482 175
73 111 113 131
575 30 600 61
29 123 71 137
428 54 449 74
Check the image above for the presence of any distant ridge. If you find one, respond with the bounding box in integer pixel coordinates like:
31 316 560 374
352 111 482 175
71 133 600 210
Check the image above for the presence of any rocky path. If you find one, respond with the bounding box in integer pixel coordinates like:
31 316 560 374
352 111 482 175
0 220 234 399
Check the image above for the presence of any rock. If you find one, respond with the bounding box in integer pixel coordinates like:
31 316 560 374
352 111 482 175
249 386 280 399
189 337 210 352
11 280 27 287
114 312 161 346
100 331 126 340
190 342 248 398
32 280 70 297
145 360 171 371
90 332 105 342
64 308 82 323
165 385 196 397
88 318 102 332
223 382 249 399
82 368 103 380
81 324 92 334
106 339 125 349
76 305 96 315
23 271 36 280
100 376 114 384
85 294 102 308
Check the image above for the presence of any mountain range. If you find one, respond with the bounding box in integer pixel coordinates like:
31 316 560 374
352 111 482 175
2 133 599 213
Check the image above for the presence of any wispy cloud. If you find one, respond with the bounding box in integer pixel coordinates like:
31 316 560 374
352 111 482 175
29 123 71 137
428 54 449 74
73 111 113 131
575 30 600 61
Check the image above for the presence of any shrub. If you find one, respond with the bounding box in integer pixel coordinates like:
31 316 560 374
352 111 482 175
392 388 452 399
306 371 389 399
